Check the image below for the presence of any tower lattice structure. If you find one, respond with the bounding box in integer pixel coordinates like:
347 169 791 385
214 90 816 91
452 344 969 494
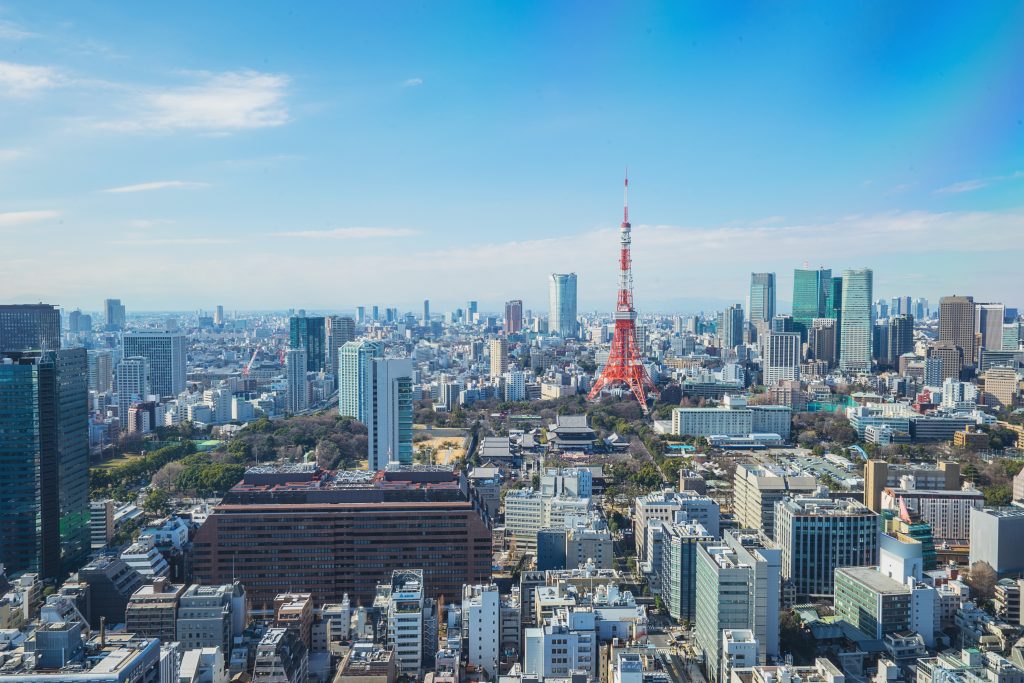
588 175 658 413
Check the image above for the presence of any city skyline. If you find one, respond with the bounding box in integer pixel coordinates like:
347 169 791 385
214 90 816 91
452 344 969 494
1 3 1023 310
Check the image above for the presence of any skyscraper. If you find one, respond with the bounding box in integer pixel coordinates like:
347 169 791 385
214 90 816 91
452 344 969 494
325 315 356 375
763 331 801 385
549 273 578 338
489 338 508 378
285 348 309 414
422 299 430 325
288 316 327 373
338 341 413 470
123 330 187 398
748 273 776 339
467 301 478 323
886 315 914 368
720 304 745 350
214 305 224 326
808 318 838 367
839 268 873 372
0 348 90 579
0 304 61 351
504 300 523 335
791 268 832 340
104 299 126 331
939 295 976 377
116 357 150 429
88 348 114 393
976 303 1005 353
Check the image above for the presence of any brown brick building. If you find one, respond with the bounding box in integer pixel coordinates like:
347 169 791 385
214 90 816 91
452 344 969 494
192 465 492 608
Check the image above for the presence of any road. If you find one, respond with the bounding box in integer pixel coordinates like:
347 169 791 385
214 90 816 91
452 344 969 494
647 631 706 683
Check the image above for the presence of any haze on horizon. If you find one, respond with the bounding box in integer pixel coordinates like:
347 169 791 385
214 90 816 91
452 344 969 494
1 2 1022 314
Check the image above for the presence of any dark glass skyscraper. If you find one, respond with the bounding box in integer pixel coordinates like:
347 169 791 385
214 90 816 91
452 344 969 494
0 304 61 352
791 268 832 341
289 316 326 373
748 273 776 339
0 348 90 579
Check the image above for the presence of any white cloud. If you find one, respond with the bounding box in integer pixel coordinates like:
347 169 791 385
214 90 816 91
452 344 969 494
403 77 424 87
0 148 26 162
99 70 290 133
0 21 34 40
110 236 234 246
0 61 60 97
103 180 209 193
275 227 420 239
935 179 987 194
0 210 60 227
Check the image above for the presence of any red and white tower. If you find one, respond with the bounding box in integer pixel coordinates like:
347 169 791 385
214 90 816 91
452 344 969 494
588 175 658 413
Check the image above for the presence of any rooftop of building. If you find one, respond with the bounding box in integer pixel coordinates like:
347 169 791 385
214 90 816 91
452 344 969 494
836 567 910 594
0 634 156 676
779 496 876 517
975 506 1024 518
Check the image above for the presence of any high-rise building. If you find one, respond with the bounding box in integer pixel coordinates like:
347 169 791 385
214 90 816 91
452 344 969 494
87 349 114 394
505 300 523 335
467 300 478 323
839 268 873 372
549 273 578 338
660 521 714 622
720 304 745 350
939 295 976 375
192 466 491 607
774 496 879 599
0 304 61 352
762 331 801 386
791 268 832 340
930 341 964 382
355 306 365 324
123 330 186 398
116 357 150 429
338 341 412 470
489 337 508 378
886 315 915 368
462 584 500 677
422 299 430 325
914 298 929 321
325 316 355 375
0 348 90 579
748 273 776 338
808 318 838 367
733 463 817 539
695 530 781 683
285 348 309 414
288 316 326 373
213 305 224 326
976 303 1006 354
983 367 1018 409
104 299 126 331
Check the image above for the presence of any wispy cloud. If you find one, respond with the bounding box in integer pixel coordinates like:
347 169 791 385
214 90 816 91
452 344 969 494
403 77 424 87
935 170 1023 195
935 179 988 194
0 61 60 97
103 180 209 193
0 210 60 227
0 148 27 162
98 70 290 133
275 227 420 239
127 219 176 229
110 236 234 246
0 21 34 41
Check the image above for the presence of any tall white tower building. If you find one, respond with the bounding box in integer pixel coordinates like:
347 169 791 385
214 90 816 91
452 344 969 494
285 348 308 414
549 273 578 338
839 268 873 372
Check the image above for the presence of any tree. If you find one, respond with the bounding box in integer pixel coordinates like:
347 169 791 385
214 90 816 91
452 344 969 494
966 561 998 600
142 488 170 515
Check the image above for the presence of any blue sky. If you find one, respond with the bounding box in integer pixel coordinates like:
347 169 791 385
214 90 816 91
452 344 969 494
1 2 1022 314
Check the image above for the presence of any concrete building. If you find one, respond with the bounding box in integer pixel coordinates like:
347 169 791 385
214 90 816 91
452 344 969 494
969 507 1024 577
334 642 396 683
808 318 838 367
634 490 720 564
192 467 490 607
125 578 185 642
695 530 781 683
0 303 61 351
834 567 910 640
522 607 597 679
983 367 1018 409
660 521 714 623
337 341 413 470
0 632 160 683
721 630 759 683
77 556 145 628
284 348 308 414
672 396 792 441
176 583 246 656
123 330 187 398
462 584 500 677
862 460 960 512
774 496 879 599
380 570 426 676
732 464 816 540
939 295 976 376
505 300 524 335
839 268 873 372
116 356 150 433
490 338 509 378
880 486 983 546
253 627 308 683
762 332 801 386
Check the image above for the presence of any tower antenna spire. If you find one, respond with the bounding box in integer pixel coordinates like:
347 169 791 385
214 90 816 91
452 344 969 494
623 169 629 225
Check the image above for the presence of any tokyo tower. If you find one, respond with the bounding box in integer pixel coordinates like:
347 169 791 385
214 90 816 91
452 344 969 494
588 175 658 413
